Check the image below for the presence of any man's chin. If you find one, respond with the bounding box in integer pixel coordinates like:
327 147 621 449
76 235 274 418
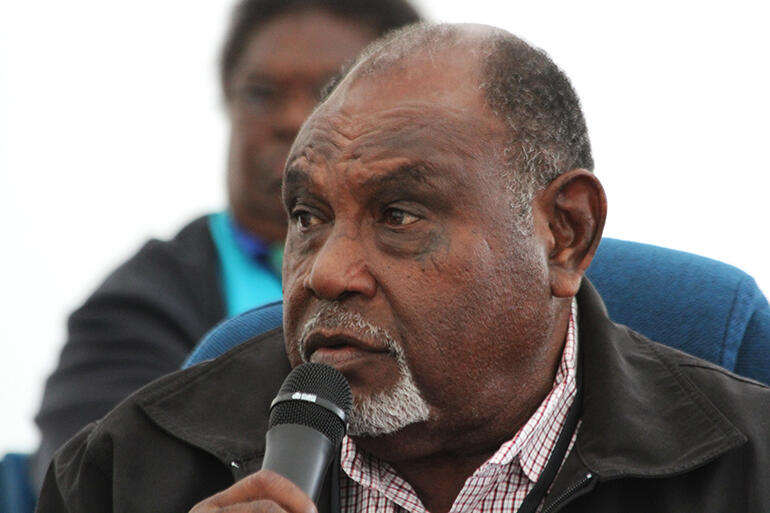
347 418 428 440
346 376 431 438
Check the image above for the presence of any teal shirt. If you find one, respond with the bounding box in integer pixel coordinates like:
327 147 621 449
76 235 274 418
208 212 282 317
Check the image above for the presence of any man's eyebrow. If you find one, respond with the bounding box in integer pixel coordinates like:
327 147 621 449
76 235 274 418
283 166 309 188
360 163 439 192
282 166 313 208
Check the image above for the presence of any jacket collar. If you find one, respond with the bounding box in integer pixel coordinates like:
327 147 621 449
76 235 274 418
136 328 335 510
574 280 746 479
136 280 747 485
137 327 291 474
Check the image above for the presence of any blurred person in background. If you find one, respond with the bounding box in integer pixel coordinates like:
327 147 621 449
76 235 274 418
30 0 420 489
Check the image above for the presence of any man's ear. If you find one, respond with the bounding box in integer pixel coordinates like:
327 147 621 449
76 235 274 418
535 169 607 298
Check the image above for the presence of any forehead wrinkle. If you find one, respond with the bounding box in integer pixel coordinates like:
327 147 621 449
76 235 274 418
357 162 447 194
345 105 491 167
288 109 360 167
289 96 502 193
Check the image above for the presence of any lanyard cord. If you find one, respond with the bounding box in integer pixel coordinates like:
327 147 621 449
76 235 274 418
516 351 584 513
325 345 585 513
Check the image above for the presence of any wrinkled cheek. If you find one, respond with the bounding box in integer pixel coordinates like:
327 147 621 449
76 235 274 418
282 240 315 287
393 264 484 360
395 241 527 378
281 257 311 366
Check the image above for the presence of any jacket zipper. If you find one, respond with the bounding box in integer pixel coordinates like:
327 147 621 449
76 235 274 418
541 472 594 513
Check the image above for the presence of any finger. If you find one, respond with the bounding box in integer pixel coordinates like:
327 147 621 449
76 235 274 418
217 499 292 513
190 470 317 513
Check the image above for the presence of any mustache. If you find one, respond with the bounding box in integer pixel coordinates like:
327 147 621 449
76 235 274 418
298 303 404 363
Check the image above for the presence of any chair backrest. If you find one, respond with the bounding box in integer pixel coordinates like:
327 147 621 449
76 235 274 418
185 238 770 384
184 300 283 367
0 453 36 513
586 238 769 383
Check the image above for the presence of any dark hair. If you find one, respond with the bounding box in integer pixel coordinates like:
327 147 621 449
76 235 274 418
220 0 421 98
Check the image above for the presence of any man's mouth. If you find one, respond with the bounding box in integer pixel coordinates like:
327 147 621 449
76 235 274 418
302 332 391 368
310 345 381 368
296 303 405 376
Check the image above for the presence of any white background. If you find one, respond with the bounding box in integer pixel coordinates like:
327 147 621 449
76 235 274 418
1 0 768 454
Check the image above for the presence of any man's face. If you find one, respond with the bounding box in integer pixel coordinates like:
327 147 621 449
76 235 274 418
226 10 376 242
282 49 557 451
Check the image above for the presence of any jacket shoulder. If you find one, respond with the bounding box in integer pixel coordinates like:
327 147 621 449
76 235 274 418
39 328 290 512
643 330 769 394
633 329 770 446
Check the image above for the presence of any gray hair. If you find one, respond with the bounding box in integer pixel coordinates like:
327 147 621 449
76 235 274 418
321 23 594 229
481 32 593 225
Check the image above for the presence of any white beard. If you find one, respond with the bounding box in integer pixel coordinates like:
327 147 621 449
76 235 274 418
347 355 431 437
299 303 431 437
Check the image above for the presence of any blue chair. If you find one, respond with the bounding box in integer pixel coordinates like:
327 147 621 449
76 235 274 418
587 238 770 383
185 239 770 385
184 300 283 367
0 453 36 513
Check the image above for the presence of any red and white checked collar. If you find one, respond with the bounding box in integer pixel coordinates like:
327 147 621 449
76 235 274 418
339 300 579 513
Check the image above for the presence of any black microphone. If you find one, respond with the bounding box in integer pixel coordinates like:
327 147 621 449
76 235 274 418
261 362 353 503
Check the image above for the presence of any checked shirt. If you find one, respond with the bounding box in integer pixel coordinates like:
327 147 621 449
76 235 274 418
339 300 580 513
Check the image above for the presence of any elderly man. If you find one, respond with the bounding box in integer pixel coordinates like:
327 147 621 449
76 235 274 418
38 23 770 513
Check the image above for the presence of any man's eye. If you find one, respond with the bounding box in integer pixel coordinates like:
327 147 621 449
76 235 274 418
293 210 322 229
383 208 420 227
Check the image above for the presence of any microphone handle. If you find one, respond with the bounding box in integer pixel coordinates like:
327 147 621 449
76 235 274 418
261 423 335 503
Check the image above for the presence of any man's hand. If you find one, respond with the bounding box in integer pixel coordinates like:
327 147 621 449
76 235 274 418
189 470 318 513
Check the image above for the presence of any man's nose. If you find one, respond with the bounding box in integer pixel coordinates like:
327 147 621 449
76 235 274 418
303 229 377 301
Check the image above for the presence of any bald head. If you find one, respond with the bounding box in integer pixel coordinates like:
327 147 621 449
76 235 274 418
317 23 593 220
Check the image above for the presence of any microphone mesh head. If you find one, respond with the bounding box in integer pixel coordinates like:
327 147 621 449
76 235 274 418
269 363 352 446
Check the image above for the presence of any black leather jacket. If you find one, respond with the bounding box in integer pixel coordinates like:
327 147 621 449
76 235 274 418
36 282 770 512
